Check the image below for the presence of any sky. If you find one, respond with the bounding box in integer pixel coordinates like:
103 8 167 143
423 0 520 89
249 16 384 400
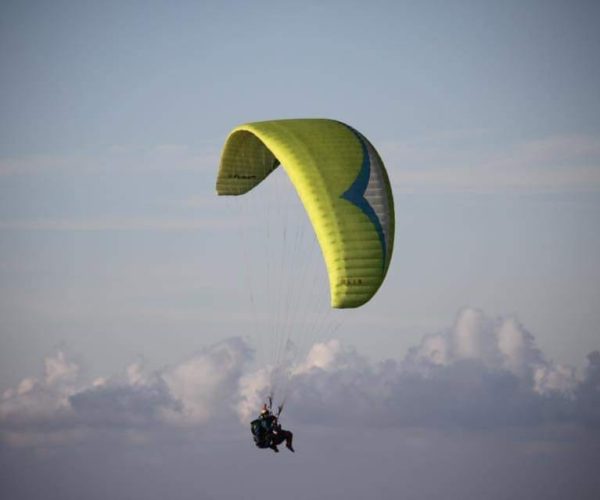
1 1 599 499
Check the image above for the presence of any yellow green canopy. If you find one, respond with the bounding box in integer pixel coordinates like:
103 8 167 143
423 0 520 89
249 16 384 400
216 119 394 308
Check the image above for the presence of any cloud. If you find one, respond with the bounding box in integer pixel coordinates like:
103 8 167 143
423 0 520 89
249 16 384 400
403 308 577 395
382 133 600 194
284 309 590 429
576 351 600 428
0 339 252 446
0 145 219 176
1 351 81 431
1 309 598 449
0 216 232 232
160 337 251 426
69 380 177 429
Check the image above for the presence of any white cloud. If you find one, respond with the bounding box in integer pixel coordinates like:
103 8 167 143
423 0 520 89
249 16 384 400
403 308 577 396
294 339 367 374
44 351 79 386
383 133 600 194
0 309 598 449
0 351 80 437
0 339 250 446
161 338 251 426
236 366 272 423
0 145 219 176
533 363 577 395
0 216 231 232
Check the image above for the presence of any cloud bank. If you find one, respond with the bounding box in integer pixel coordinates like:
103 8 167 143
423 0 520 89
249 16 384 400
1 308 599 448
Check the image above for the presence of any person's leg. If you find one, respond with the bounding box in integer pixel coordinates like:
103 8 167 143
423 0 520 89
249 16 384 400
283 430 294 452
266 432 280 452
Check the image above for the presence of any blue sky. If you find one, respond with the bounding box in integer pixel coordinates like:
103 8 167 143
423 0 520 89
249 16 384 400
1 1 600 498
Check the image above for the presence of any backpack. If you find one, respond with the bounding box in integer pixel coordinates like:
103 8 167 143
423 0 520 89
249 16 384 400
250 418 270 448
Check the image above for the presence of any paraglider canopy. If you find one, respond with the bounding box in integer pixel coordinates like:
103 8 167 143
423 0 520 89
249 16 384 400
216 119 394 308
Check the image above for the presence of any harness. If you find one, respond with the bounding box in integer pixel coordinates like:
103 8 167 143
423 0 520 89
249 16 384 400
250 398 285 449
250 417 275 448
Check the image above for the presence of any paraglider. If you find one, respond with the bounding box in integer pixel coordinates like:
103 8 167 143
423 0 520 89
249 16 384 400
250 401 294 453
216 118 395 452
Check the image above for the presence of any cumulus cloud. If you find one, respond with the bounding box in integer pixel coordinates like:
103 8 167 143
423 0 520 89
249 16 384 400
403 309 577 395
236 365 272 423
284 309 591 429
0 338 251 446
160 337 250 425
576 351 600 428
1 350 81 429
1 309 599 448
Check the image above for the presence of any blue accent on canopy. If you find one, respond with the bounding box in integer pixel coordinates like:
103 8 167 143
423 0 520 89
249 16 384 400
340 128 387 267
